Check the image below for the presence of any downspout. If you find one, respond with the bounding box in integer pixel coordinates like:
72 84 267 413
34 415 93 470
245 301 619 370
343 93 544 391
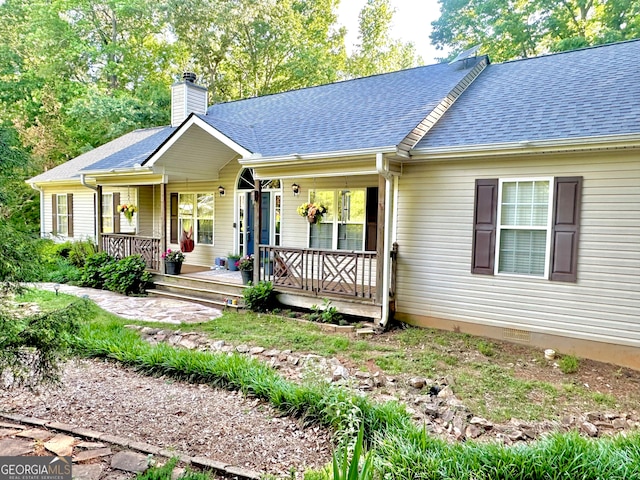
376 153 393 329
80 174 99 241
29 183 45 238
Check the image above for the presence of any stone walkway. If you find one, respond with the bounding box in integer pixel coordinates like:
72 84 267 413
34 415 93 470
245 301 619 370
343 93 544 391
32 283 223 324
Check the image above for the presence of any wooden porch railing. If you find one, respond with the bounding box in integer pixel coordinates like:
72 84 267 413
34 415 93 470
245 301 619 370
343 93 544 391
101 234 161 272
258 245 377 300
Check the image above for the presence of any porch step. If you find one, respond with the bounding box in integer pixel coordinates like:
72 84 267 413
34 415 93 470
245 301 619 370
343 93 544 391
149 288 242 310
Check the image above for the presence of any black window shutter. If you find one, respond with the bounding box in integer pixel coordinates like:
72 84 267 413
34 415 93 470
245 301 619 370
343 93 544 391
67 194 74 238
170 193 179 243
51 194 57 235
550 176 582 282
471 179 498 274
113 192 120 233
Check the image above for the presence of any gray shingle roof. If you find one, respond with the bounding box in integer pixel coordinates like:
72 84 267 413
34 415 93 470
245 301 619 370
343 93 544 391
199 58 485 157
28 127 174 183
82 126 175 172
416 39 640 149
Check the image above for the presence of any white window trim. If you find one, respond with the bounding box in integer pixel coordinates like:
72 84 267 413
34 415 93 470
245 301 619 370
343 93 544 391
56 194 68 237
102 193 114 234
495 177 554 278
178 192 215 246
308 189 366 251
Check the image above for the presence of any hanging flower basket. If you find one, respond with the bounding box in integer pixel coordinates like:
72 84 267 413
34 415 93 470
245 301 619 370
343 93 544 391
117 203 138 224
297 202 327 225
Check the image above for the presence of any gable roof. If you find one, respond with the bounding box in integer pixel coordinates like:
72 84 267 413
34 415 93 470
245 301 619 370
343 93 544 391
415 39 640 150
28 127 174 183
198 57 486 158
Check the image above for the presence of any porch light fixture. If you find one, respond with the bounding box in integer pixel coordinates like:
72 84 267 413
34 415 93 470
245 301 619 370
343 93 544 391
291 183 300 196
218 186 225 197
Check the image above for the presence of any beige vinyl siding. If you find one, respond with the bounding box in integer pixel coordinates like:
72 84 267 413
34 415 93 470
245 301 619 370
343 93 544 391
110 187 136 234
395 150 640 348
41 185 96 241
137 185 159 237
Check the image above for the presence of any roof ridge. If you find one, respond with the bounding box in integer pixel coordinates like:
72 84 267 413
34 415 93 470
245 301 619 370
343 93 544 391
497 38 640 66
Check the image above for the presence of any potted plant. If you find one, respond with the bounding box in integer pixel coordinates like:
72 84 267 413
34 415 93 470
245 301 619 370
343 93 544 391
162 248 185 275
238 254 254 284
297 202 328 224
227 253 241 271
117 203 138 224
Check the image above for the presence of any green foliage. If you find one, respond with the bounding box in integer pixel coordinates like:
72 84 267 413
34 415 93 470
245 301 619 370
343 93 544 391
477 340 495 357
78 252 116 289
331 426 374 480
431 0 640 63
0 297 87 388
310 299 343 324
101 255 152 295
67 240 97 268
0 223 44 288
242 281 276 312
559 355 580 374
46 258 82 284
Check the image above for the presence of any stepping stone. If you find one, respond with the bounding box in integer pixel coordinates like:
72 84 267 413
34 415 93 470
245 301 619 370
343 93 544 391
76 441 107 449
111 451 149 473
17 428 56 441
45 433 76 456
0 427 22 437
73 448 112 463
72 464 103 480
0 421 25 430
0 437 34 455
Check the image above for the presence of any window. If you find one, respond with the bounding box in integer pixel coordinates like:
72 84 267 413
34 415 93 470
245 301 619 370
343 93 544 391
102 193 114 233
309 189 366 251
497 179 552 277
472 177 582 282
178 193 214 245
51 193 73 238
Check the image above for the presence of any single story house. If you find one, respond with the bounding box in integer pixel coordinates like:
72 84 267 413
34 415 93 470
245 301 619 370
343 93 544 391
28 39 640 369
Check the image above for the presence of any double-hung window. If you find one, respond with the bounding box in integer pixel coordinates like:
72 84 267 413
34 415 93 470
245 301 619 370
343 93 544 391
102 193 114 233
496 179 552 277
309 189 366 251
178 193 214 245
472 177 582 282
52 193 73 238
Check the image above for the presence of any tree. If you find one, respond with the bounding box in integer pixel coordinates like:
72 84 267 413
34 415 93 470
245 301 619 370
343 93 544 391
431 0 640 62
347 0 421 77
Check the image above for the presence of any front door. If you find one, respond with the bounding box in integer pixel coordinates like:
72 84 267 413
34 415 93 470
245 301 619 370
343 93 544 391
244 192 271 255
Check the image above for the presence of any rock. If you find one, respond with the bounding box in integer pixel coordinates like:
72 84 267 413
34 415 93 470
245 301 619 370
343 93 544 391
440 409 455 423
211 340 225 350
423 404 440 417
111 451 149 473
612 418 627 429
44 433 76 456
581 421 599 437
76 441 107 449
354 371 372 379
72 464 103 480
409 377 426 389
0 438 34 455
356 328 375 336
507 430 526 442
140 327 159 335
437 385 455 399
236 344 250 353
465 424 484 439
15 428 55 441
444 374 456 387
332 365 349 382
178 338 199 349
469 416 491 427
168 334 182 345
561 415 575 426
73 448 113 463
586 412 602 422
287 356 300 365
372 372 385 387
263 349 280 357
249 346 265 355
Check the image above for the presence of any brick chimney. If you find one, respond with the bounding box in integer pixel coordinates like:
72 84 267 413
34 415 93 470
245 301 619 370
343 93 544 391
171 72 208 127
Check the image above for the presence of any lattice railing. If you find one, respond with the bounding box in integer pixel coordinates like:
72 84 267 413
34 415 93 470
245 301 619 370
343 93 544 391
258 245 377 300
102 234 161 272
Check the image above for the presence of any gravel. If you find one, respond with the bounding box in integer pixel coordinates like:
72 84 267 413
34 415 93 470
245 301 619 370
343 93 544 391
0 358 332 477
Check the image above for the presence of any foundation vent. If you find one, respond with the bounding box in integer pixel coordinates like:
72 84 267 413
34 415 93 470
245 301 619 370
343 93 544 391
502 328 531 343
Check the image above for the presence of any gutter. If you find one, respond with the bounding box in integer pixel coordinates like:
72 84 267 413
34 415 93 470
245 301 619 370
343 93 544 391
376 153 394 329
29 183 45 238
239 146 397 168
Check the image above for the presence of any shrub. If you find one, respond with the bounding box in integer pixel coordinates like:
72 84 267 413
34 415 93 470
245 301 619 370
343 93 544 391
243 281 276 312
101 255 152 295
309 299 343 324
47 258 82 284
68 240 97 267
79 252 115 289
559 354 580 374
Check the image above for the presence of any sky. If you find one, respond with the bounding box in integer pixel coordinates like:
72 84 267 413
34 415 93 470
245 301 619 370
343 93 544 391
336 0 449 64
